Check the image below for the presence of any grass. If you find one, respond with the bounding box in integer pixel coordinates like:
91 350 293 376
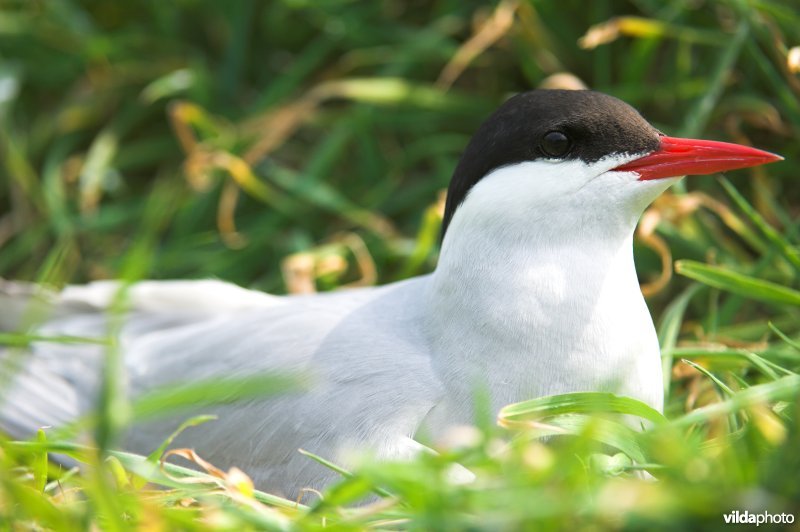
1 0 800 529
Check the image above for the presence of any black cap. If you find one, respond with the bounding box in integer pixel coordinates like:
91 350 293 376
441 90 661 235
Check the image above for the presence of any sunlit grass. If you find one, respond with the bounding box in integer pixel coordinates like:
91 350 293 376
1 0 800 529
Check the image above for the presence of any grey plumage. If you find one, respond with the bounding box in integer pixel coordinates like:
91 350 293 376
3 89 778 497
1 278 445 495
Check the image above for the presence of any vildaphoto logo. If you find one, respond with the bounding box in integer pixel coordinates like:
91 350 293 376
723 510 795 526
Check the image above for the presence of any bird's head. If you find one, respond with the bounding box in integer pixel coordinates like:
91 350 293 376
441 90 781 247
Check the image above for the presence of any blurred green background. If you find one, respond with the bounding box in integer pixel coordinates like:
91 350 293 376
2 0 797 297
2 1 800 530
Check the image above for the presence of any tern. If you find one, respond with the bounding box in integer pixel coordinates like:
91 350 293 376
0 89 781 495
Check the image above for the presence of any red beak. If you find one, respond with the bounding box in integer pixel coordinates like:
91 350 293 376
613 136 783 181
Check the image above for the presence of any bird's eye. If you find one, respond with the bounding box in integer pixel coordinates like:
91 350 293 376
541 131 571 158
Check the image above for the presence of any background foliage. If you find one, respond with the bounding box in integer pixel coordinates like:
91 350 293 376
1 0 799 530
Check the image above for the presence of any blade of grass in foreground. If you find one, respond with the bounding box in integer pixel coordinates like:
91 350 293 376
32 428 48 493
671 374 800 427
675 260 800 307
0 332 112 348
131 373 303 421
498 392 667 426
503 413 649 464
146 414 218 463
658 284 702 395
769 322 800 352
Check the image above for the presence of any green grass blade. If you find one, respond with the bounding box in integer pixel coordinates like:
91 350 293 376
675 260 800 307
32 428 48 493
146 415 219 463
671 375 800 427
658 284 703 395
769 322 800 352
678 19 749 138
131 374 302 421
681 359 735 396
719 177 800 272
506 414 648 464
499 392 667 425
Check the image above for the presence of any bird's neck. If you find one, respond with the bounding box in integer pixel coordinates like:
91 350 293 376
423 210 658 419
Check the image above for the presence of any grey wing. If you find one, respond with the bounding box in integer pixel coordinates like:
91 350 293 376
123 278 444 495
0 279 285 439
0 277 444 496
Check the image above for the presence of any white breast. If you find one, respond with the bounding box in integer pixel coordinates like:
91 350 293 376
421 158 672 426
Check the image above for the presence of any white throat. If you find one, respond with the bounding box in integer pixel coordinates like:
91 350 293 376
423 159 675 422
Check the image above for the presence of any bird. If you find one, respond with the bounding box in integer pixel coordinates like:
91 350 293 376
0 89 782 496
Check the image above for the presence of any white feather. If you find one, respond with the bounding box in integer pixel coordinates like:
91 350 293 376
425 155 677 423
